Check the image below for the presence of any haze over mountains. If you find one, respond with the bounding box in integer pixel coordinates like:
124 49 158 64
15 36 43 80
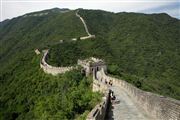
0 8 179 119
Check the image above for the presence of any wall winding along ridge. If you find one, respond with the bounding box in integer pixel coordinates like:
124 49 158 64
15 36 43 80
96 69 180 120
40 10 95 75
40 50 73 75
76 10 95 40
38 10 180 119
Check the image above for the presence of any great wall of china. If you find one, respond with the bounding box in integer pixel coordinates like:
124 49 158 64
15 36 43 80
88 68 180 120
40 10 95 75
39 10 180 120
40 50 73 75
73 10 95 41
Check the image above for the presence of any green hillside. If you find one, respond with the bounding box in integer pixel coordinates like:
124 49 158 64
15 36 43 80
47 9 180 100
0 8 180 120
0 8 100 120
0 8 86 71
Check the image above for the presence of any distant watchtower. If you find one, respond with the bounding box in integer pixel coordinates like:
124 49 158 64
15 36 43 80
78 57 107 76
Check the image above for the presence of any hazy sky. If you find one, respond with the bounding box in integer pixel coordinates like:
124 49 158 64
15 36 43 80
0 0 180 21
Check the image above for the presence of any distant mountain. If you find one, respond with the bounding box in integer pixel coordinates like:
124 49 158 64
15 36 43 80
47 9 180 100
0 8 179 119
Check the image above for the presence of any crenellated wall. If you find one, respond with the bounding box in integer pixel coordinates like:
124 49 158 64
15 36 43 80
40 10 95 75
96 69 180 120
92 79 108 93
40 50 73 75
37 8 180 119
78 58 107 77
86 90 110 120
86 70 110 120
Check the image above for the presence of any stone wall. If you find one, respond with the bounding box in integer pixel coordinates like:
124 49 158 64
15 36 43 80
92 70 108 93
40 10 95 75
86 70 110 120
40 50 73 75
86 90 110 120
92 79 108 93
78 58 107 76
76 10 91 36
96 69 180 120
76 10 95 40
80 35 95 40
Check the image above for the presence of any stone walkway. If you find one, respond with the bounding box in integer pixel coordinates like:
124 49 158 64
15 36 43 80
106 85 153 120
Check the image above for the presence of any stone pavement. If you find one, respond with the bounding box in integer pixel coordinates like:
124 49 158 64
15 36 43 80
106 85 154 120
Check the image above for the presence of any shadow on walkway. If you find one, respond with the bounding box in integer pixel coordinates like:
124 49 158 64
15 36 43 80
105 102 114 120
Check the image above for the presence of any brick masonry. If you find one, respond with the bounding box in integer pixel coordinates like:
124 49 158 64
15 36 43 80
96 69 180 120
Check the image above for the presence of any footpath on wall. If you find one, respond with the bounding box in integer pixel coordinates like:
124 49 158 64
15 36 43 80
87 68 180 120
37 9 180 120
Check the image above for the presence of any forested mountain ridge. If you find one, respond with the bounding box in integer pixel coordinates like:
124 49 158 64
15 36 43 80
47 9 180 99
0 8 99 120
81 9 180 100
0 8 180 119
0 8 86 71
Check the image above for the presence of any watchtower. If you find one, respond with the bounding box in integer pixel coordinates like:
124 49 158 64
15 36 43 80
78 57 107 76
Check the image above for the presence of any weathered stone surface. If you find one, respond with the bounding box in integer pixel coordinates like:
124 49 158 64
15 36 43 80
107 85 153 120
39 9 180 120
86 90 110 120
96 69 180 120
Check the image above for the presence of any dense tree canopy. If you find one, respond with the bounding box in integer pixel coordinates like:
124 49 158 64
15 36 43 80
0 8 180 120
48 9 180 100
0 8 100 119
0 52 101 119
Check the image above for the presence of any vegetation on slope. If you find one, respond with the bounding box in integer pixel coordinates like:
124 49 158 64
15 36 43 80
47 9 180 100
0 8 180 120
0 51 101 120
0 8 100 120
0 9 86 71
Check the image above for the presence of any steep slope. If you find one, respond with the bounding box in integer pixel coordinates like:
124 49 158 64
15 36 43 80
80 10 180 100
47 9 180 99
0 8 180 119
0 8 86 71
0 8 100 120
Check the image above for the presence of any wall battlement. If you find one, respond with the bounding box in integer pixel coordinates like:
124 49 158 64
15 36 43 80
37 8 179 119
40 50 73 75
40 54 180 119
96 69 180 120
86 90 110 120
78 58 107 76
86 69 110 120
40 10 95 75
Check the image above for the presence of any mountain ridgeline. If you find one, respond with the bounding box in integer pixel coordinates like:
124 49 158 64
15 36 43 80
47 9 180 99
0 8 180 119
